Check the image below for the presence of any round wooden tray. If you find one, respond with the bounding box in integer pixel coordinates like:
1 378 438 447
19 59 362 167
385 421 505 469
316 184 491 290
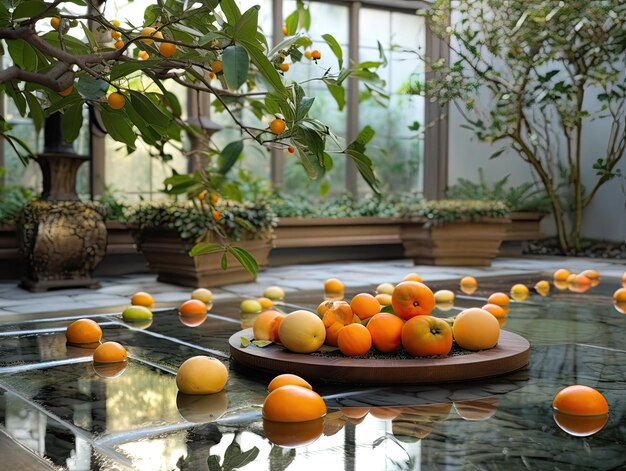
229 328 530 385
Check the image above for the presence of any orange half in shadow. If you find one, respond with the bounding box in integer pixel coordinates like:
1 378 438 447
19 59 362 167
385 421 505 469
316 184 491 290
553 412 608 437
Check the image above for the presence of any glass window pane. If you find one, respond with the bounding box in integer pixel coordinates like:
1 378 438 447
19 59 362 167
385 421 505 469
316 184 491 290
360 8 390 49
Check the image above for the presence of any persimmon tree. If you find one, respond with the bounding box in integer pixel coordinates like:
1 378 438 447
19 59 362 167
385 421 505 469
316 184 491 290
0 0 385 273
419 0 625 252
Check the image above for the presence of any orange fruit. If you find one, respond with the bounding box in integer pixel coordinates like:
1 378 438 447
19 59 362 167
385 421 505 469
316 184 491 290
212 210 222 221
262 385 326 422
460 276 477 288
111 19 121 27
337 323 372 356
263 418 324 447
278 310 326 353
279 63 290 72
66 319 102 347
114 40 124 49
553 268 571 281
268 374 312 392
375 293 392 306
510 284 529 301
191 288 213 303
534 280 550 296
401 316 452 356
107 92 126 110
487 292 510 307
324 278 344 293
253 309 285 342
402 272 422 282
257 296 274 309
93 341 127 363
59 85 73 96
159 41 177 57
321 302 354 346
580 269 599 280
176 356 228 395
111 29 121 39
366 312 404 353
131 291 154 307
304 50 313 59
311 49 321 60
350 293 381 320
452 308 500 351
179 299 208 316
573 273 592 286
481 303 507 319
613 288 626 302
138 50 149 60
552 385 608 416
269 118 286 134
282 25 288 35
51 17 61 30
553 411 608 437
139 26 159 44
211 59 223 73
391 281 435 320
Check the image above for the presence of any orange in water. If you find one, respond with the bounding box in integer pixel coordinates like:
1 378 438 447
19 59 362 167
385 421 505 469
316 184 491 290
262 385 327 422
257 297 274 309
337 323 372 356
460 276 477 288
552 385 609 416
612 287 626 302
131 291 154 308
580 269 599 280
402 272 422 282
534 280 550 296
66 319 102 347
391 281 435 320
176 356 228 395
481 303 507 319
179 299 208 316
573 273 592 286
487 292 510 307
324 278 344 293
268 374 312 392
366 312 404 353
93 341 127 363
350 293 381 320
553 268 571 281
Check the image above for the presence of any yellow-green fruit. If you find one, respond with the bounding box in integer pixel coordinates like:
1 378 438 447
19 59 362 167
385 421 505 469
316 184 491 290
176 356 228 395
376 282 395 295
263 286 285 301
240 299 263 314
122 305 153 321
434 289 455 303
192 288 213 303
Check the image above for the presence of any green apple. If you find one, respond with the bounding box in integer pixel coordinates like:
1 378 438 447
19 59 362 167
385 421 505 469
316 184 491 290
122 305 153 321
240 299 263 314
263 286 285 301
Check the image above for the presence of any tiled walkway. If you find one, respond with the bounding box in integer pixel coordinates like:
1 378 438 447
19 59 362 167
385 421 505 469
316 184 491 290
1 256 623 321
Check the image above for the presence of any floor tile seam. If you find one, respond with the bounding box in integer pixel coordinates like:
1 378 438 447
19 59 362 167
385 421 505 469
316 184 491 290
0 357 93 375
0 380 133 468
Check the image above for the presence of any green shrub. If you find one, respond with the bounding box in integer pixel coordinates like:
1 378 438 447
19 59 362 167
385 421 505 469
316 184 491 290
0 184 35 224
398 199 510 224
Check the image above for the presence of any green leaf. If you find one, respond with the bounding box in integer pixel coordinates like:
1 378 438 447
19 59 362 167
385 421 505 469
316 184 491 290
189 242 224 257
99 107 136 150
129 91 171 133
61 102 83 143
325 82 345 110
80 21 98 50
240 336 250 347
381 304 396 314
285 10 299 35
24 92 44 131
198 31 225 46
228 246 259 276
222 45 249 90
76 76 108 100
6 40 37 71
207 455 221 471
41 32 89 54
240 40 286 94
144 4 161 25
12 0 47 21
221 253 228 270
322 33 343 69
0 3 10 27
110 61 159 81
218 140 244 175
233 5 259 42
220 0 242 24
348 125 375 153
123 99 160 145
251 340 272 347
346 148 379 194
296 96 315 121
222 443 260 471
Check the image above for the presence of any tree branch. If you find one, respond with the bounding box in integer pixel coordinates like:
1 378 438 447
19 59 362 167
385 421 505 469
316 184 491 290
0 62 74 91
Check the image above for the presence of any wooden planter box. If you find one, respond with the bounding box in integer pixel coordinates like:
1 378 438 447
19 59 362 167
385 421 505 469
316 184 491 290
137 228 273 288
499 211 547 256
270 217 404 266
401 218 511 266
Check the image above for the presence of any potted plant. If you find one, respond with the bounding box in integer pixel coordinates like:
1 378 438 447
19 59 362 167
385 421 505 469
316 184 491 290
126 198 276 288
398 199 511 266
0 175 34 278
446 169 551 253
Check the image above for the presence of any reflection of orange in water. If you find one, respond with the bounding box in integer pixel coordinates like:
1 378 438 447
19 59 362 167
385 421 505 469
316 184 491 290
567 281 591 294
369 406 403 420
580 269 599 280
322 411 347 436
552 385 608 416
404 402 452 422
553 279 569 290
262 385 326 422
553 411 608 437
460 284 477 295
497 317 507 328
93 362 127 379
66 319 102 348
179 313 207 327
263 418 324 448
613 301 626 314
392 418 432 442
176 390 229 423
340 406 370 420
93 341 127 363
268 374 312 392
454 397 499 421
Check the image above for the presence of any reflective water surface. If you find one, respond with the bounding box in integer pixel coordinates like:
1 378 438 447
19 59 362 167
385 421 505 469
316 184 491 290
1 275 625 470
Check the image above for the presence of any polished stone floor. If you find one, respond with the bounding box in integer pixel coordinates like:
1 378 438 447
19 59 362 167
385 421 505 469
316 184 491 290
0 256 624 470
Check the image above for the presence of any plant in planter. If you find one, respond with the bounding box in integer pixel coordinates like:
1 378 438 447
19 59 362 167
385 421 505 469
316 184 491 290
125 198 276 288
398 199 511 266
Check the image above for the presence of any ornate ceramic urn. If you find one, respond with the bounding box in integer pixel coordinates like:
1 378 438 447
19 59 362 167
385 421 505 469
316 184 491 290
18 113 107 291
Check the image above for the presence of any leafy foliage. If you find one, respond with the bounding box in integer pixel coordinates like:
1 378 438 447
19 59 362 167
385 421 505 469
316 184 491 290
446 169 551 212
419 0 626 251
0 179 35 224
398 199 510 225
